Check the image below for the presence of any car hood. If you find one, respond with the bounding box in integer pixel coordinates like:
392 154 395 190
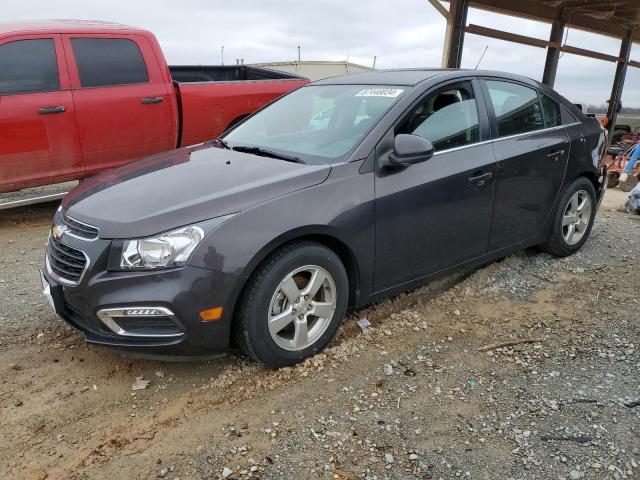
62 146 331 238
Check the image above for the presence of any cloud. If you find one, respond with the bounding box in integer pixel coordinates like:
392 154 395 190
3 0 638 106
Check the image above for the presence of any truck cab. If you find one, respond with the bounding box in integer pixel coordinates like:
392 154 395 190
0 20 308 194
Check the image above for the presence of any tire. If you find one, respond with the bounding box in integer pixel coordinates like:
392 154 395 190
540 177 597 257
234 241 349 367
620 174 639 193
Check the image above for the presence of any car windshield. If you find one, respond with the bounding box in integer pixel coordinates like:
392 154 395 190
223 84 409 164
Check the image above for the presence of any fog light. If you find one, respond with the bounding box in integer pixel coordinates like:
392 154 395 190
123 308 167 316
97 306 182 338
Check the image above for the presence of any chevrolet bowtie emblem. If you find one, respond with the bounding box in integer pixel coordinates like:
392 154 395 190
51 224 68 239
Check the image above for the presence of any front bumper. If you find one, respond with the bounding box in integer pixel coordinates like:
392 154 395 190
42 237 242 356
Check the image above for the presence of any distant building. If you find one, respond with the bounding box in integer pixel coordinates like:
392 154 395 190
250 61 374 81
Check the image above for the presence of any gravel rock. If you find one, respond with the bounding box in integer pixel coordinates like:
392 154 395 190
131 377 151 391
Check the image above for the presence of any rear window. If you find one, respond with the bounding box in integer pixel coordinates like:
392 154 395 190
485 80 544 137
540 94 562 128
561 106 578 125
0 39 60 95
71 38 149 88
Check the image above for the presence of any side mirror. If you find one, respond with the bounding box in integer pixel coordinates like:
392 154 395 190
388 134 434 166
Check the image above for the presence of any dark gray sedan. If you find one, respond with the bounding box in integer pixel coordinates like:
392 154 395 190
42 69 607 366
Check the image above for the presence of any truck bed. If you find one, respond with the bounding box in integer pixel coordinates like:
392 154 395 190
171 66 309 147
169 65 304 83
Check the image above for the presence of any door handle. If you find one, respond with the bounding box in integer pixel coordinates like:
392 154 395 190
37 106 65 114
468 172 493 186
141 97 164 104
547 149 565 160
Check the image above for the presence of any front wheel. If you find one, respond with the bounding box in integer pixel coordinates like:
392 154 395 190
540 177 597 257
234 241 348 367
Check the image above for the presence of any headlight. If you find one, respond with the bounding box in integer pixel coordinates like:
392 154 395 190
116 215 233 270
121 225 204 270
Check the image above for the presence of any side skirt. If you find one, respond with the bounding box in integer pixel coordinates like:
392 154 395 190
358 235 546 309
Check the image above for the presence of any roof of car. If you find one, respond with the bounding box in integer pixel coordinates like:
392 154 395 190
0 19 141 36
312 68 538 87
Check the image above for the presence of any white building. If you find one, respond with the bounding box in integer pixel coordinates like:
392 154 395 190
250 61 374 81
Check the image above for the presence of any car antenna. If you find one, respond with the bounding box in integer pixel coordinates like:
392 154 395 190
474 46 489 69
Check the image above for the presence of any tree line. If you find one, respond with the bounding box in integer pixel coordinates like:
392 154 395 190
586 104 640 116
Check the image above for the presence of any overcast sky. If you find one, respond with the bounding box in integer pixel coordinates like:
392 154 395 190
6 0 640 107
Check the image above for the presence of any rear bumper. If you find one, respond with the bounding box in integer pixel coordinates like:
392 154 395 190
41 265 242 356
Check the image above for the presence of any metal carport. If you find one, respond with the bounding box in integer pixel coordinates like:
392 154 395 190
428 0 640 137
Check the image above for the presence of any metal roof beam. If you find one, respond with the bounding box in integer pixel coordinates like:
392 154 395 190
543 20 565 87
607 31 633 137
560 45 623 63
427 0 450 19
465 24 555 48
463 23 640 69
442 0 640 42
443 0 469 68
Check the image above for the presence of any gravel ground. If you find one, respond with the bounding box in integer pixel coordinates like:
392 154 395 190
0 189 638 480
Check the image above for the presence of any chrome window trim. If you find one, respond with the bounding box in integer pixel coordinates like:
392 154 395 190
96 306 184 338
432 122 581 157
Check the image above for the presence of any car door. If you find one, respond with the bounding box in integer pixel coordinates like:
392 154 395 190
63 34 176 173
0 35 82 191
481 79 570 250
374 80 496 291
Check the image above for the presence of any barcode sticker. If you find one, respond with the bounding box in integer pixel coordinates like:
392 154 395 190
356 88 404 98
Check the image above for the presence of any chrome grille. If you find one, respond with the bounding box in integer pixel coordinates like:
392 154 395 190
62 215 99 240
47 236 88 285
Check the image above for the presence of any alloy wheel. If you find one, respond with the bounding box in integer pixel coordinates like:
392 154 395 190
267 265 337 351
562 189 592 246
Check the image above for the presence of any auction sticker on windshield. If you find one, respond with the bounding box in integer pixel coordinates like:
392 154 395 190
356 88 404 97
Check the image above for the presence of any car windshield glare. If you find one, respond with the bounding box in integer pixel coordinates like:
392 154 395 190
223 85 409 164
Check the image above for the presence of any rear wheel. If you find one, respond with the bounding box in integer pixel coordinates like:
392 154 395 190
234 241 348 367
540 177 597 257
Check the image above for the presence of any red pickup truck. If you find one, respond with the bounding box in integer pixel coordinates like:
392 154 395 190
0 20 308 193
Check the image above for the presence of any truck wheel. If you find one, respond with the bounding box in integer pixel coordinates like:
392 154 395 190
540 177 597 257
620 174 638 192
234 241 348 367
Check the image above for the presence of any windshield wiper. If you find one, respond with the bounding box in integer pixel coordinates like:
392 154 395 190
212 138 230 149
232 145 305 164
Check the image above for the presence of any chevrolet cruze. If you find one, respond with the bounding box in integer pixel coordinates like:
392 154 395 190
42 69 607 366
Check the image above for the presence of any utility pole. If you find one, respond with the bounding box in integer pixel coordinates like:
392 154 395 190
373 55 377 69
221 45 224 65
297 45 301 62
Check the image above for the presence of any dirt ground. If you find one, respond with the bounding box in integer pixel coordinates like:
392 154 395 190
1 188 638 480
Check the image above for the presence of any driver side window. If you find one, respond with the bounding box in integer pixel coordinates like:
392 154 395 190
396 83 480 152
